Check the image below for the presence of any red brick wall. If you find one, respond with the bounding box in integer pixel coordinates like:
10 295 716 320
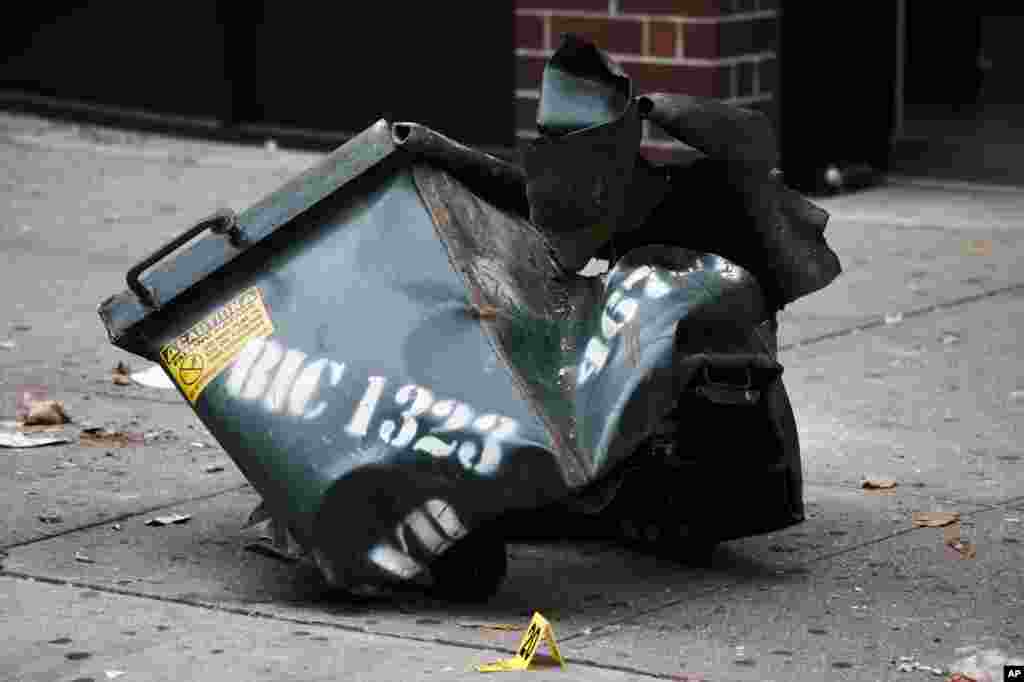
514 0 778 161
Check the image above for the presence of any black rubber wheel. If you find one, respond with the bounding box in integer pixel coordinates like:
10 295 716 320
429 528 507 602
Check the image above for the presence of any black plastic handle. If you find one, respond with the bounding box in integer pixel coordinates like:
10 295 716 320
126 208 244 309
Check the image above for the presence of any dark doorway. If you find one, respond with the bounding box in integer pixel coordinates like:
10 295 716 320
892 6 1024 184
1 2 515 150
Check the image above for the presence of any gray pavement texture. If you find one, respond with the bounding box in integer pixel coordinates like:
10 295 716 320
0 111 1022 681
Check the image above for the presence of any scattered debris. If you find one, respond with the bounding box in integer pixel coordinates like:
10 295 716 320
38 511 64 524
942 522 977 559
0 432 72 449
939 331 962 346
105 671 127 680
0 339 15 350
884 312 904 325
73 550 95 564
111 523 122 531
22 400 70 426
964 239 993 256
894 656 944 676
80 428 138 448
190 441 207 449
143 428 178 443
945 539 977 560
145 513 191 527
862 478 898 490
130 364 176 390
203 464 225 473
949 647 1024 681
111 361 133 385
912 512 960 528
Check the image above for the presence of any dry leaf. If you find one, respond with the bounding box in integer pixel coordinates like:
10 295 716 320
862 478 898 490
964 239 992 256
80 429 132 448
912 511 960 528
23 400 70 426
472 303 500 319
111 361 132 385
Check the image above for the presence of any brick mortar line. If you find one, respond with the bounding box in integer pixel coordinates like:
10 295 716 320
0 569 674 679
0 483 250 552
515 8 778 24
517 46 777 67
779 281 1024 352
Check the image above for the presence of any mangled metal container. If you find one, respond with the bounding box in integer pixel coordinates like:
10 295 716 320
98 36 839 600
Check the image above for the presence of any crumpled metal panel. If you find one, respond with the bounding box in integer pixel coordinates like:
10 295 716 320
522 34 841 308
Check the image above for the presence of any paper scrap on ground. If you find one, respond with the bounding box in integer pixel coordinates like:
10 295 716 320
862 478 897 490
145 513 192 527
912 512 960 528
476 612 565 672
130 364 176 390
0 431 72 448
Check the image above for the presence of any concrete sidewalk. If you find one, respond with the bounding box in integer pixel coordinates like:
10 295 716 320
1 112 1021 681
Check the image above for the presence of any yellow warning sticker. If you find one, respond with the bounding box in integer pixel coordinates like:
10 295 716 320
159 287 274 403
476 612 565 672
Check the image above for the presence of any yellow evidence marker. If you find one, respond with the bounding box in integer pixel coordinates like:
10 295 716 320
476 612 566 672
